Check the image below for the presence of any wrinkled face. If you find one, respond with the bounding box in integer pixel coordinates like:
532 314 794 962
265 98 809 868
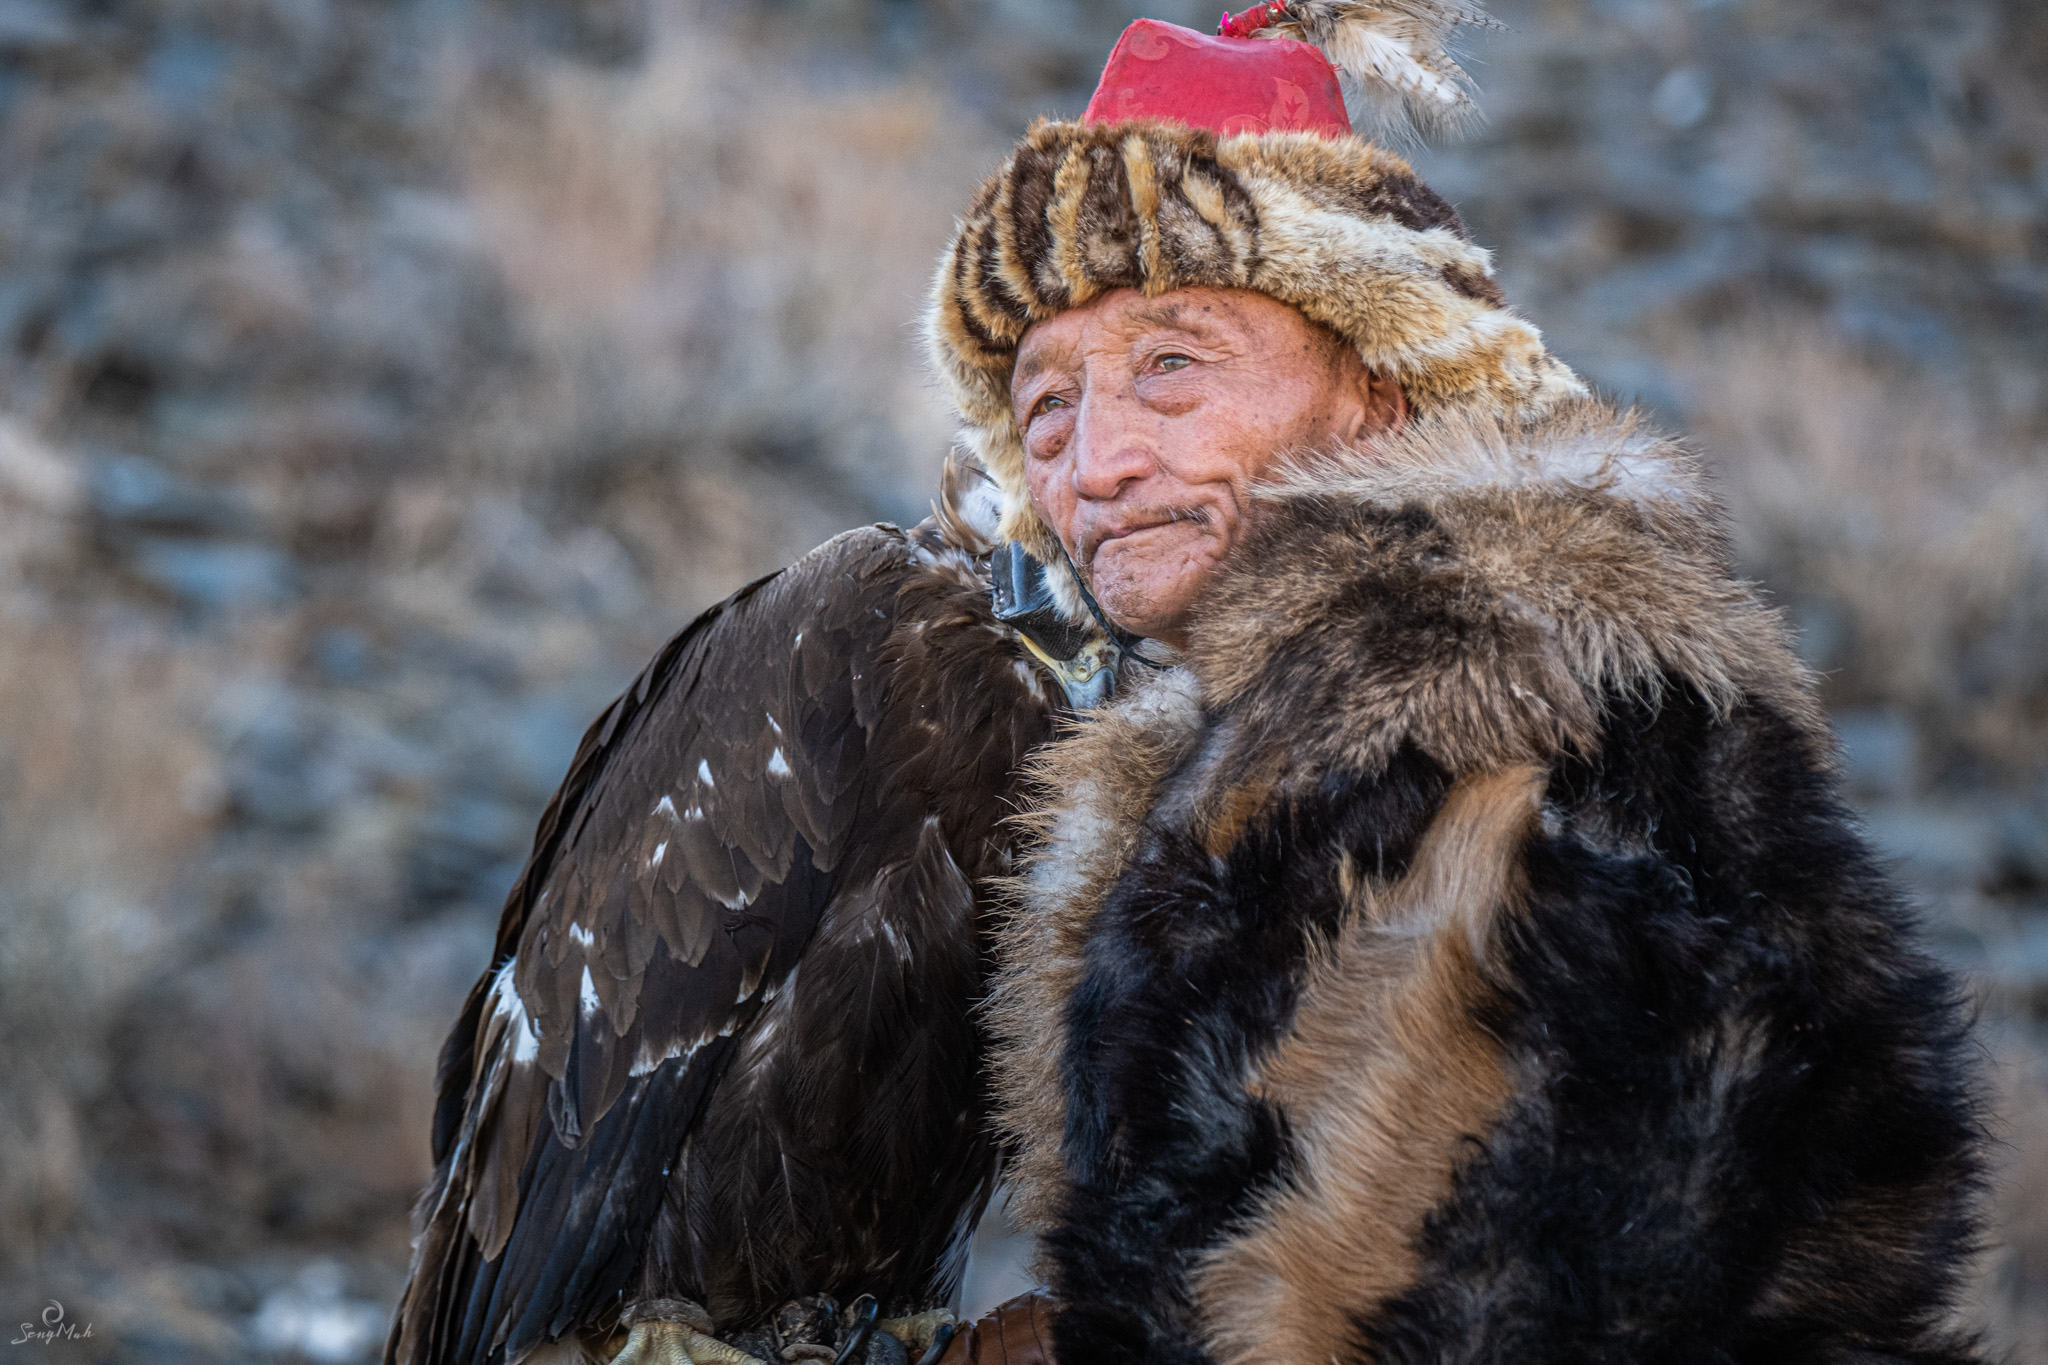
1014 285 1405 649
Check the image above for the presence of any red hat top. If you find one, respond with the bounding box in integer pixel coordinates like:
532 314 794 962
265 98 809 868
1082 2 1491 144
1082 17 1350 139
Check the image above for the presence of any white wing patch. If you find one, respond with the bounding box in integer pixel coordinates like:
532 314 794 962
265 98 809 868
489 960 541 1064
629 1034 706 1078
697 758 715 787
767 747 792 779
734 965 801 1085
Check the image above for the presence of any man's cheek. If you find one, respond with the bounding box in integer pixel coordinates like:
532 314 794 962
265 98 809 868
1028 485 1080 555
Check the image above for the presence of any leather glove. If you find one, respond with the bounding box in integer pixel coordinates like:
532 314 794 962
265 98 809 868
930 1292 1054 1365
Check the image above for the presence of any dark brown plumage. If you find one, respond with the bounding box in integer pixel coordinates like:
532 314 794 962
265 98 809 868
387 507 1059 1365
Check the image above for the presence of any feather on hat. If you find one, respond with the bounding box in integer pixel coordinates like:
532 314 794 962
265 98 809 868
1223 0 1497 142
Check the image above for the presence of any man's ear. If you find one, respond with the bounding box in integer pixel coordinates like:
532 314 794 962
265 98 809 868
1336 362 1407 444
1371 370 1408 432
1355 367 1407 439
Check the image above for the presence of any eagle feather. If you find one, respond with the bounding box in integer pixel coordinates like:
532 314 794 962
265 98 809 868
1252 0 1497 143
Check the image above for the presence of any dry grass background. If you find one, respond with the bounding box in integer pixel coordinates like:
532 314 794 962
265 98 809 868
0 0 2044 1358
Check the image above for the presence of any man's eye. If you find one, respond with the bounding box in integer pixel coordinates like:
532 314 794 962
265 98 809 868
1157 354 1194 372
1029 394 1069 420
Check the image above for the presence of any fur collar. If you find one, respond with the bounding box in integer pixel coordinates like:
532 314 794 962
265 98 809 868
1183 397 1823 780
989 397 1826 1233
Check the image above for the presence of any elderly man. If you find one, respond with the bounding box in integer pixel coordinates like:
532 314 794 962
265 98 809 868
391 7 1984 1365
930 10 1984 1365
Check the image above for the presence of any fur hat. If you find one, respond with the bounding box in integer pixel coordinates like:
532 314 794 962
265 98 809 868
924 3 1587 621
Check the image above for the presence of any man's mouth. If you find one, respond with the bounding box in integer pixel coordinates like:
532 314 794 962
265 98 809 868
1086 505 1210 558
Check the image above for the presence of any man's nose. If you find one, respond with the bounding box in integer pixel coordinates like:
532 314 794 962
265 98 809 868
1069 390 1155 501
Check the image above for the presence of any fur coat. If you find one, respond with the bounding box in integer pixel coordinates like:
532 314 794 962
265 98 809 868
987 400 1984 1365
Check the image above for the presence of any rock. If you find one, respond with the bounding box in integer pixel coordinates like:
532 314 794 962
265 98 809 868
130 537 296 612
89 452 247 536
1833 708 1919 799
1651 65 1713 130
1856 800 1998 890
247 1261 387 1364
0 0 72 51
311 626 375 685
0 416 81 514
1988 800 2048 905
405 795 533 912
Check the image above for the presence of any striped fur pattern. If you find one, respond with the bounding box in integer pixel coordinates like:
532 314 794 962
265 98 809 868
987 400 1985 1363
924 118 1585 623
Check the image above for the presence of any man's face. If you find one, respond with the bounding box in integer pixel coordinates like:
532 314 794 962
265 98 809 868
1013 286 1405 648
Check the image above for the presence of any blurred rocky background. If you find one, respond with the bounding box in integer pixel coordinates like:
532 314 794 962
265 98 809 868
0 0 2044 1357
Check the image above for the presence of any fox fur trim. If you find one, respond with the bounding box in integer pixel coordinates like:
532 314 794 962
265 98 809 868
1187 400 1828 775
925 118 1586 624
988 400 1984 1364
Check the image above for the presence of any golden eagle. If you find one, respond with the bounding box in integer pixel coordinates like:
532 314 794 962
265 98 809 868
385 488 1077 1365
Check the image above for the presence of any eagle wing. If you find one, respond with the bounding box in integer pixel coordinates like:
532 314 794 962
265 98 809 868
389 525 1044 1365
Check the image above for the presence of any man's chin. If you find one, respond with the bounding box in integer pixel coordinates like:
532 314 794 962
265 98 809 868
1087 558 1216 644
1082 519 1229 634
